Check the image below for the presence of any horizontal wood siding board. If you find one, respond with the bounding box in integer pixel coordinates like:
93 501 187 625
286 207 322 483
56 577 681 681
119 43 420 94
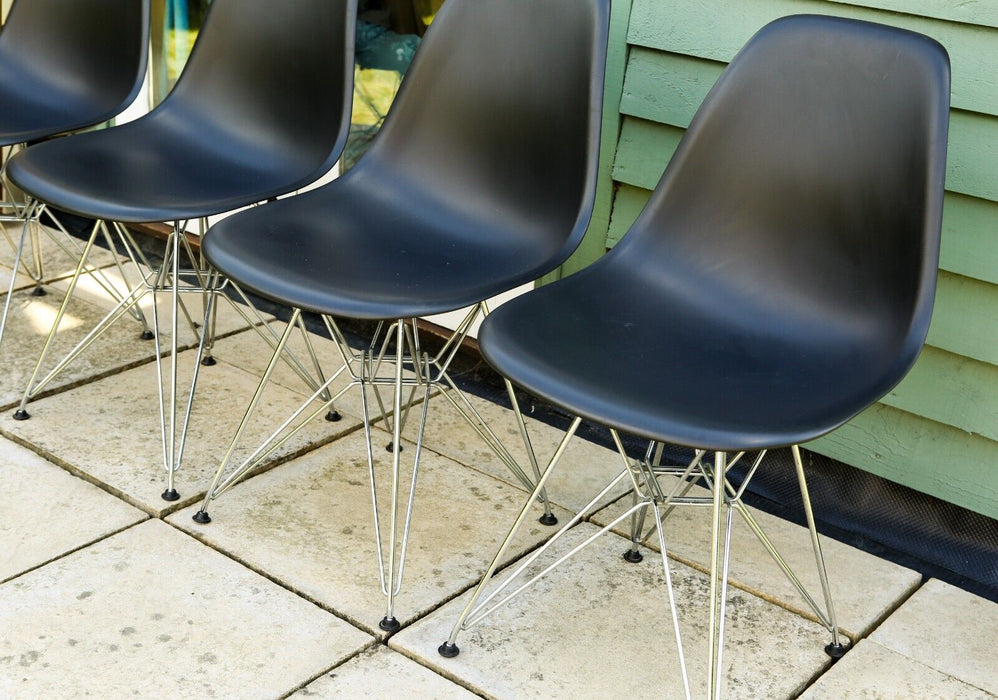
926 271 998 364
947 110 998 202
611 117 683 191
938 193 998 285
620 49 998 202
606 183 650 247
823 0 998 28
883 345 998 440
620 49 724 129
807 403 998 519
627 0 998 116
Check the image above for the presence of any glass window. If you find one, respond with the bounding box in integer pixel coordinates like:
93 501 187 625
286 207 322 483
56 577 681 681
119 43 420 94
149 0 446 164
151 0 211 103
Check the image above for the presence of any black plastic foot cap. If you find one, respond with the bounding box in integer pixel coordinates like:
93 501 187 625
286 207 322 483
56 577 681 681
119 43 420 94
538 512 558 526
385 442 404 453
379 616 401 633
161 488 180 502
31 286 46 297
438 642 460 658
325 410 342 422
12 409 29 421
200 355 217 367
825 642 848 659
140 330 155 341
192 510 212 524
623 548 644 564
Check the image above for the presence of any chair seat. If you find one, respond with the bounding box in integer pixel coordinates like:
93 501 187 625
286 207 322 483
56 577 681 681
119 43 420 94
6 110 318 223
203 165 567 320
479 257 910 452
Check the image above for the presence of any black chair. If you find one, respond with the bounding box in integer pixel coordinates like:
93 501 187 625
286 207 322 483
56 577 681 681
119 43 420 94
192 0 610 632
6 0 357 501
0 0 150 348
440 15 951 699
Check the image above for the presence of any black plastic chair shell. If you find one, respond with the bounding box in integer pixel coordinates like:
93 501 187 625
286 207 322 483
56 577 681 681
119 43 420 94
479 14 951 453
0 0 149 146
7 0 356 223
202 0 609 321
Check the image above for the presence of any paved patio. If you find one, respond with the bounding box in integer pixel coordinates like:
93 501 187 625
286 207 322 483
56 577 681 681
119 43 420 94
1 226 997 698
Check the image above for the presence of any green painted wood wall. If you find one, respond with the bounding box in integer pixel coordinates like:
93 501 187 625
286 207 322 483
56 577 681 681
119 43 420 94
574 0 998 518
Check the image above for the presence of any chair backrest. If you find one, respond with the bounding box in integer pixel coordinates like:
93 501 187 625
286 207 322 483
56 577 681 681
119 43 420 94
159 0 356 186
0 0 149 133
613 14 950 383
359 0 610 265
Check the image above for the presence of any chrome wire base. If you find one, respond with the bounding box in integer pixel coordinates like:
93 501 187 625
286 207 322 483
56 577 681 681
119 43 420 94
9 218 298 501
195 302 557 627
13 219 203 499
441 434 845 700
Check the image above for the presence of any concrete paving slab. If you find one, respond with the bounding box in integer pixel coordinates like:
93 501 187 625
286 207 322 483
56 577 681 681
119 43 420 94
168 428 571 636
290 645 479 699
0 261 33 295
0 520 372 699
0 349 360 514
0 436 146 583
798 639 997 699
870 579 998 695
405 390 630 513
392 522 832 700
0 287 162 408
592 475 921 638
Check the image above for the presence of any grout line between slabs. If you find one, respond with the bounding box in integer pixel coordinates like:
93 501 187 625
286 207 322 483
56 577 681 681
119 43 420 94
789 576 929 699
0 518 151 587
274 640 382 700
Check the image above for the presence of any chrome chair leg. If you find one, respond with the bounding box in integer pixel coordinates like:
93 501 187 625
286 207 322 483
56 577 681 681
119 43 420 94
193 308 304 523
623 487 649 563
791 444 845 657
101 220 152 334
505 380 557 525
0 199 39 349
170 268 219 501
439 416 581 657
370 319 433 632
13 219 105 420
156 227 221 502
706 451 734 700
651 496 693 700
150 225 183 499
27 207 43 293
